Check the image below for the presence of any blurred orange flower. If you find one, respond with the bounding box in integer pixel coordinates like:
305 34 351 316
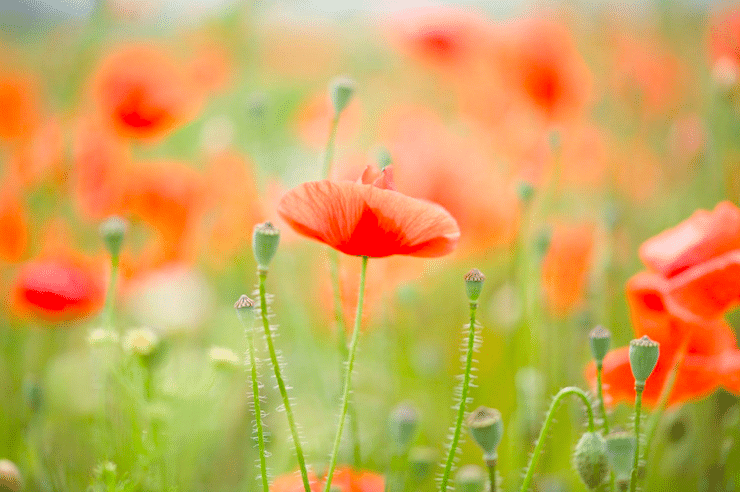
8 115 65 189
92 43 201 140
541 222 595 316
0 72 39 140
586 201 740 407
271 467 384 492
278 166 460 258
0 179 28 263
709 8 740 66
501 19 592 123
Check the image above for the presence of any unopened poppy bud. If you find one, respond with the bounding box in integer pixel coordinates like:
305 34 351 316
330 76 355 115
516 180 535 203
0 459 22 492
375 146 392 170
234 295 256 324
573 432 608 490
629 335 660 386
605 431 635 488
99 215 127 257
253 222 280 270
209 346 241 370
122 327 159 357
389 402 418 452
408 447 436 482
589 326 611 365
464 268 485 302
455 464 486 492
467 406 503 461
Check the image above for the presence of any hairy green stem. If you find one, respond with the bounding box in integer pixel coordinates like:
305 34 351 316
439 301 479 492
258 270 311 492
519 386 595 492
239 311 269 492
323 255 369 492
102 255 120 329
629 386 644 492
597 364 616 492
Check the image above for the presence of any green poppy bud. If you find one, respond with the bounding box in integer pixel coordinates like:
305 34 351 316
99 215 127 257
253 222 280 270
375 146 392 170
455 465 486 492
516 180 535 203
234 295 256 324
605 431 635 488
629 335 660 386
464 268 485 302
589 326 611 365
408 447 436 483
573 432 609 490
330 76 355 115
467 406 503 461
389 402 418 452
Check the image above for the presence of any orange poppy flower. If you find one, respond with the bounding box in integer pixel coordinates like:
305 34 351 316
541 222 595 316
501 18 592 123
9 254 105 322
384 6 493 73
277 166 460 258
271 467 384 492
586 201 740 407
92 43 201 140
8 115 65 189
0 179 28 263
0 72 39 140
709 8 740 66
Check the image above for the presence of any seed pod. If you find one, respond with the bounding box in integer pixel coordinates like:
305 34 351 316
389 402 418 452
330 76 355 115
629 335 660 385
573 432 609 490
589 326 611 365
464 269 485 302
253 222 280 270
605 431 635 488
467 406 504 460
99 216 127 257
455 464 486 492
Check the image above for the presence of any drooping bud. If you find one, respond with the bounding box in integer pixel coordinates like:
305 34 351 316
629 335 660 386
234 294 255 323
122 327 159 357
0 459 22 492
467 406 504 462
572 432 609 490
464 268 485 302
516 180 535 204
408 447 436 483
389 402 418 452
455 464 486 492
99 216 127 257
330 76 355 115
252 222 280 270
589 326 611 366
605 431 636 489
209 346 241 370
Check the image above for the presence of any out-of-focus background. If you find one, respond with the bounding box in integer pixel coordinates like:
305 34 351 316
2 0 740 491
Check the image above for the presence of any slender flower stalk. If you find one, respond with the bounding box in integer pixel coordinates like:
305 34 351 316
99 216 126 329
256 270 312 492
322 114 340 178
440 269 485 492
102 255 119 329
519 387 596 492
323 255 369 492
629 387 643 492
488 460 497 492
235 296 269 492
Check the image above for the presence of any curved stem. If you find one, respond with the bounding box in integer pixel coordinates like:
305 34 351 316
258 270 311 492
239 312 269 492
629 386 644 492
519 386 595 492
322 115 340 179
102 255 120 329
323 255 369 492
439 301 478 492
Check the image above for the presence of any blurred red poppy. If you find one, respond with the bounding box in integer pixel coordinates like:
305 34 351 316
501 19 592 123
271 467 384 492
709 8 740 67
92 43 201 140
541 222 595 316
0 72 39 141
277 166 460 258
10 255 105 322
0 180 28 263
586 201 740 407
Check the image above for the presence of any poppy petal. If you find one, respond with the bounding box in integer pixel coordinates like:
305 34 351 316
668 250 740 318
